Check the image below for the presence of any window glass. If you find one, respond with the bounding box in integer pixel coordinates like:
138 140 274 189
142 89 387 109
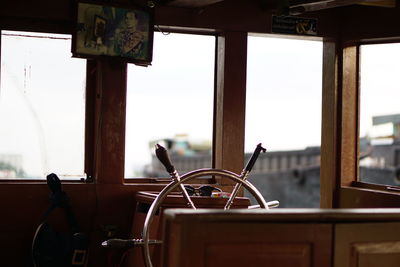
125 32 215 178
0 31 86 179
359 43 400 186
245 34 323 207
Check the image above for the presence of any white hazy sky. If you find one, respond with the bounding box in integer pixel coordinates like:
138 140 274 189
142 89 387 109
245 35 323 152
0 31 86 178
359 43 400 138
1 31 399 178
125 33 324 176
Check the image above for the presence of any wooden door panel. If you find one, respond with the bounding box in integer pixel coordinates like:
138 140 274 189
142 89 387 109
163 221 332 267
335 222 400 267
351 242 400 267
205 243 311 267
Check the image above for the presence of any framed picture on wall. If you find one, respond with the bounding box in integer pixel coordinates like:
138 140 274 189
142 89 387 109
72 1 154 66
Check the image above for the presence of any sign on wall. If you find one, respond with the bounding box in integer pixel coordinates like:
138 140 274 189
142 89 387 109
272 16 317 36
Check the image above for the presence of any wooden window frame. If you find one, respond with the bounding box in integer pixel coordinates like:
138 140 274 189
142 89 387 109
321 38 400 208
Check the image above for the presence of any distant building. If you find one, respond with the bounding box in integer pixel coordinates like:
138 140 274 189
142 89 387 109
148 115 400 207
147 142 321 208
372 113 400 140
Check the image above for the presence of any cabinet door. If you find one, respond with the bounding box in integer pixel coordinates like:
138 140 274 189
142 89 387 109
163 222 332 267
335 222 400 267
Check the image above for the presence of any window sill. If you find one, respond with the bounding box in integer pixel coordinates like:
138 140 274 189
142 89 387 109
351 181 400 193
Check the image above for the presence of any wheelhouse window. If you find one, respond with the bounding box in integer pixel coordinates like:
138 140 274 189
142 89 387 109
359 43 400 186
124 32 215 178
245 34 323 207
0 31 86 179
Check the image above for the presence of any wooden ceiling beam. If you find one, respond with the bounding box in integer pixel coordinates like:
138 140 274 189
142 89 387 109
160 0 224 8
289 0 395 15
358 0 396 7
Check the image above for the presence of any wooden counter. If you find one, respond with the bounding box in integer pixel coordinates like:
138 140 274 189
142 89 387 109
162 208 400 267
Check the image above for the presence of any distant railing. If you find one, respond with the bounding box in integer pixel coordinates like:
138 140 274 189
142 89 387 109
148 147 321 177
244 147 320 174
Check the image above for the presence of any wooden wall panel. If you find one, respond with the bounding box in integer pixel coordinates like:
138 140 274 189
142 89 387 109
0 183 96 266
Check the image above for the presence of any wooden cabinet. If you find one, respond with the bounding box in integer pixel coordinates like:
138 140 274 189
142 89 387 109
161 209 400 267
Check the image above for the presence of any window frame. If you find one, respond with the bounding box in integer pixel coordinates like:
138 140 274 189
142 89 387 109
321 38 400 208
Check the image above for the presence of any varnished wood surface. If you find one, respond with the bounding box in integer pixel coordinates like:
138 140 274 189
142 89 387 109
175 223 331 267
340 186 400 208
163 209 400 267
164 208 400 222
162 209 336 267
320 39 340 208
214 31 247 181
163 216 332 267
93 60 127 184
340 45 359 186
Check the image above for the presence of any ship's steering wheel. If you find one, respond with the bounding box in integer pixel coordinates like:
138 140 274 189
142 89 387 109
103 143 279 267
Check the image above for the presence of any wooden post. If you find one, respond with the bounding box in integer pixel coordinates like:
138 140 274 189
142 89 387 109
320 39 341 208
320 39 360 208
214 31 247 185
91 59 127 184
341 44 360 186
